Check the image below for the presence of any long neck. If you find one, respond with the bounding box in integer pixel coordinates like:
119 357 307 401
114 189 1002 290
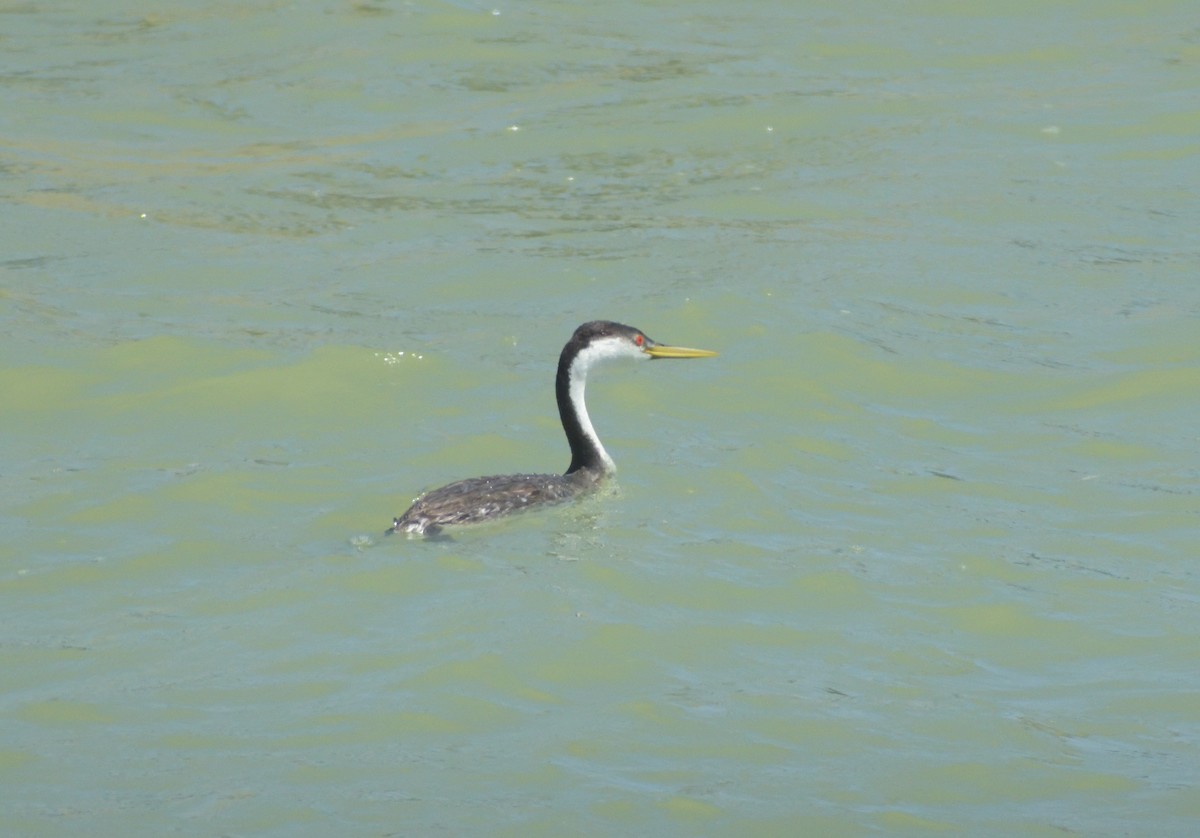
557 346 615 475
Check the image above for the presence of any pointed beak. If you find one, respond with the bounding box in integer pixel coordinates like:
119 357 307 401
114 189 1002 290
642 342 718 359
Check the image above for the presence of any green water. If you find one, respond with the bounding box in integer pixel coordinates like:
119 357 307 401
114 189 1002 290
3 1 1198 835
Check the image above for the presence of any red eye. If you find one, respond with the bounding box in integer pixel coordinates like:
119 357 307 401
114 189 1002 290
635 334 644 346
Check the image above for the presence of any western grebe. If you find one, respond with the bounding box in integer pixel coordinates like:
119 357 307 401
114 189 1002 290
387 320 717 536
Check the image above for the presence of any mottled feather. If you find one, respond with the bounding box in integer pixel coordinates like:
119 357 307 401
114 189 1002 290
389 470 602 535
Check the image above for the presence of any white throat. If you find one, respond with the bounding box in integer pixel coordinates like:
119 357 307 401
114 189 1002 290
567 336 648 474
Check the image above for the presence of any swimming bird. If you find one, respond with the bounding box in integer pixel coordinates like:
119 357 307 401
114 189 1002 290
388 320 716 536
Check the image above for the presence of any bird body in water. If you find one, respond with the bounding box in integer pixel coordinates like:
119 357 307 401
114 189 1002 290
388 320 716 536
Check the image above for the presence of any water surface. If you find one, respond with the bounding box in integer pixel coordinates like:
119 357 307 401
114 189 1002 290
3 1 1198 835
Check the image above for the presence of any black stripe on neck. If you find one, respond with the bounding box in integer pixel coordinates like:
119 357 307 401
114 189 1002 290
557 335 606 474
